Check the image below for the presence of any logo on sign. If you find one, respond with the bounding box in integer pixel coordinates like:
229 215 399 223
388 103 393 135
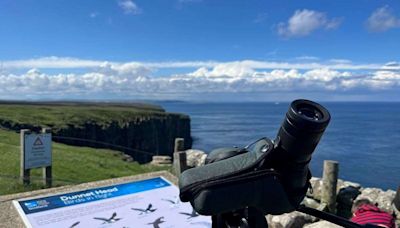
24 200 49 210
33 137 43 146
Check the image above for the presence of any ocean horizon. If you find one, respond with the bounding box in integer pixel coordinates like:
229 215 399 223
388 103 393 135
160 101 400 190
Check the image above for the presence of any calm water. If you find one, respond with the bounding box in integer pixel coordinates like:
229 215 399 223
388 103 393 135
161 102 400 190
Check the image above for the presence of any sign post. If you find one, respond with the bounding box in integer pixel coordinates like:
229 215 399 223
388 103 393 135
20 129 31 185
20 128 53 187
42 128 52 187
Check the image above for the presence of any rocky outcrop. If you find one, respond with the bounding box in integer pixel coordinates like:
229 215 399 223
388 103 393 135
185 149 207 168
354 187 397 214
267 211 317 228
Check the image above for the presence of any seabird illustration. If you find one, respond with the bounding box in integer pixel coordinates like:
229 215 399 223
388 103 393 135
147 217 165 228
69 221 80 228
180 209 199 219
131 203 157 215
161 197 179 205
93 212 121 224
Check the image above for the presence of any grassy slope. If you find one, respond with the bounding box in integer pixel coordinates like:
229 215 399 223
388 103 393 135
0 103 188 130
0 129 169 195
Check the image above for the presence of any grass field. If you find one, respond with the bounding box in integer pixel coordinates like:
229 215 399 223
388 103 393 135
0 129 169 195
0 102 187 130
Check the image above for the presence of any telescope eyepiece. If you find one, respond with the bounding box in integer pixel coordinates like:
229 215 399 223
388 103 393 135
286 99 330 133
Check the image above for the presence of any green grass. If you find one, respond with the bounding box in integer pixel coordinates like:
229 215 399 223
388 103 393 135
0 102 188 130
0 129 170 195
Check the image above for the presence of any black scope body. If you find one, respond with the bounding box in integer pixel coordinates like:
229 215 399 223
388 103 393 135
178 99 331 217
269 99 331 205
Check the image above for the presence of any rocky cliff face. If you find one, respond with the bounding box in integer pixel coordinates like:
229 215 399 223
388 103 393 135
52 115 192 163
0 103 192 164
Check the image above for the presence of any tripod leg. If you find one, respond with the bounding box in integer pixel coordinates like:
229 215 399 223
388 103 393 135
212 215 226 228
246 207 268 228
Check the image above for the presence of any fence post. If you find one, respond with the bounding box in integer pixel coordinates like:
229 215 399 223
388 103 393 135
321 160 339 213
174 138 185 153
42 128 52 187
173 138 186 176
20 129 31 185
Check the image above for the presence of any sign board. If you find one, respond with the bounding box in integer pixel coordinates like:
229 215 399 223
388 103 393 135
24 133 52 169
13 177 212 228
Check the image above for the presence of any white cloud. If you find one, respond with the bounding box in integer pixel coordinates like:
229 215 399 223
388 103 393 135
89 12 99 18
118 0 141 15
278 9 342 38
1 57 400 100
3 57 397 71
366 6 400 32
328 59 352 64
295 56 320 61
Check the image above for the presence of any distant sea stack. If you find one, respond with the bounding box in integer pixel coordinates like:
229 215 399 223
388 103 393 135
0 101 192 163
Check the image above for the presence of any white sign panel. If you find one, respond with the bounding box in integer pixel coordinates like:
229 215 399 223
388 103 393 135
14 177 211 228
24 133 52 169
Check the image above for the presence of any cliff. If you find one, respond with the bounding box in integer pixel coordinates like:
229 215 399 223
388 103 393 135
0 102 192 163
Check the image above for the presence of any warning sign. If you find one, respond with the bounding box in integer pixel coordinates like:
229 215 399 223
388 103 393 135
33 137 43 146
24 133 52 169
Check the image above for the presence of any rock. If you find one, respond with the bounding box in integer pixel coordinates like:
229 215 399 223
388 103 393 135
150 155 172 165
266 211 317 228
185 149 207 168
307 177 361 201
302 197 321 209
303 221 342 228
340 181 362 190
354 188 396 213
121 154 134 162
307 177 323 200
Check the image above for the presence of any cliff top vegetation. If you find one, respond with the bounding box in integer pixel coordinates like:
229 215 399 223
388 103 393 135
0 101 189 130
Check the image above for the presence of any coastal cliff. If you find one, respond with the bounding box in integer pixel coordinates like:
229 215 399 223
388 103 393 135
0 101 192 163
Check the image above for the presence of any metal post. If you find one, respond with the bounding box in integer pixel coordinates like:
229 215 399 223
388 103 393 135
20 129 31 185
42 128 52 187
321 160 339 213
173 138 186 176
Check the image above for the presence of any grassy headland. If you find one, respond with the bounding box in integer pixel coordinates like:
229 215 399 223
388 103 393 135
0 102 189 195
0 101 188 130
0 129 169 195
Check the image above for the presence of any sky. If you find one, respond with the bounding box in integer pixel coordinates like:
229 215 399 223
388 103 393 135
0 0 399 101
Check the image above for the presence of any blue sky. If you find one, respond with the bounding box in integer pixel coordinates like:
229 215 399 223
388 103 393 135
0 0 399 101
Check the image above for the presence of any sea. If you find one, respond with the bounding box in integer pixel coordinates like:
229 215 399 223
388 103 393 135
160 101 400 190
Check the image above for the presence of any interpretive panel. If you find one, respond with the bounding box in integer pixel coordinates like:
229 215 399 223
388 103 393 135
14 177 211 228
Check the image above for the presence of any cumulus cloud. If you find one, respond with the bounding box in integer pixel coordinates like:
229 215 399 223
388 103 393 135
118 0 141 15
366 6 400 32
1 57 400 100
278 9 342 38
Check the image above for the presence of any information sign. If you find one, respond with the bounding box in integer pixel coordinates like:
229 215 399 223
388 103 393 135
14 177 211 228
